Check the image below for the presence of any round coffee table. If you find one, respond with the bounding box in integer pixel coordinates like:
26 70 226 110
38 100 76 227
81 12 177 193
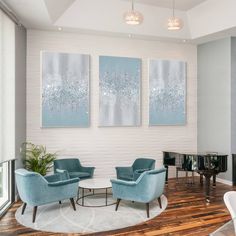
76 178 115 207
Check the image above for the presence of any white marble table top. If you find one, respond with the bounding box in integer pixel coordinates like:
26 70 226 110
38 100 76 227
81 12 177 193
79 178 112 189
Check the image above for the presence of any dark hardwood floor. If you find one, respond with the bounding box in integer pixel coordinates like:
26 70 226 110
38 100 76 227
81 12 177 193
0 177 234 236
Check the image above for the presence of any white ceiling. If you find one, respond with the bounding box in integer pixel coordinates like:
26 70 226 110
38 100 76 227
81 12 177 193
124 0 207 10
2 0 236 44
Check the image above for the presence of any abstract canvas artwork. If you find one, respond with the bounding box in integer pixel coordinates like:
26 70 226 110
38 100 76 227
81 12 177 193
99 56 141 126
41 52 89 127
149 59 186 125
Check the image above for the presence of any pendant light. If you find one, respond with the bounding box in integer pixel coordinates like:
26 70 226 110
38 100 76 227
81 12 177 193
167 0 183 30
124 0 143 25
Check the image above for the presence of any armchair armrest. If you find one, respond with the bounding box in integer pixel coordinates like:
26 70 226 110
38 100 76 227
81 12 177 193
135 168 150 173
80 166 95 176
115 166 133 171
48 178 79 187
55 168 70 180
134 168 150 180
111 178 140 202
115 166 133 177
44 173 61 182
110 178 137 186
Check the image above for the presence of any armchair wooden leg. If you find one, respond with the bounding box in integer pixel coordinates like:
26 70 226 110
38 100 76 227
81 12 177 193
21 203 27 215
32 206 37 223
115 199 121 211
70 198 76 211
59 201 62 204
146 203 150 218
158 197 162 209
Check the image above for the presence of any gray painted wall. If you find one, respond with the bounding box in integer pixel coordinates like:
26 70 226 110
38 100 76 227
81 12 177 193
15 25 26 168
197 37 236 181
231 38 236 155
197 38 232 181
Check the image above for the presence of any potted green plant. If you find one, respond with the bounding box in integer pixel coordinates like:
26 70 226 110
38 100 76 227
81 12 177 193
21 142 57 176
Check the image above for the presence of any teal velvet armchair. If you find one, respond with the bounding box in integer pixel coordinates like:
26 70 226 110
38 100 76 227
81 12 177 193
54 158 95 179
15 169 79 223
115 158 156 181
111 167 166 217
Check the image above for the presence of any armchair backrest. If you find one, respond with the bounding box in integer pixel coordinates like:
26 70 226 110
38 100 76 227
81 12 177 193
15 168 47 205
132 158 156 171
137 167 166 202
54 158 81 172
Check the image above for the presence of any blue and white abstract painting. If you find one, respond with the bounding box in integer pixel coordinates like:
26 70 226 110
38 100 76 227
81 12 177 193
42 52 89 127
99 56 141 126
149 59 186 125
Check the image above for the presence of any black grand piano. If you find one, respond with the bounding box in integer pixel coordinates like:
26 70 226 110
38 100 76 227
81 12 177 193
163 151 228 202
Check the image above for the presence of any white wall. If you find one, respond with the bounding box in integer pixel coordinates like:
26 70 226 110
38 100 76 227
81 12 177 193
27 30 197 178
187 0 236 39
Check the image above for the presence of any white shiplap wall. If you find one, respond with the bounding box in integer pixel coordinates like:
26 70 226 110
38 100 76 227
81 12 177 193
27 30 197 178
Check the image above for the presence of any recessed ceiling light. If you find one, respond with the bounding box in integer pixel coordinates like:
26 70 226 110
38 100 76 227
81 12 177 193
58 27 62 31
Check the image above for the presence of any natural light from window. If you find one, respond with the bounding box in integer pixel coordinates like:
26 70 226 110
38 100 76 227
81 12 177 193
0 163 9 208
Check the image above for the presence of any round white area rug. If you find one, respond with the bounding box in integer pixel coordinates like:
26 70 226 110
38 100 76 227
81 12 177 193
15 193 167 234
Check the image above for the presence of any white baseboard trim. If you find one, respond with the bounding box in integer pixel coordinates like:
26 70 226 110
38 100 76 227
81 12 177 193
216 177 233 186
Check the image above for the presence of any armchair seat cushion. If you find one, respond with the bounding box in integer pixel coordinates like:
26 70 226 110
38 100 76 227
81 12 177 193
69 172 90 179
118 173 134 181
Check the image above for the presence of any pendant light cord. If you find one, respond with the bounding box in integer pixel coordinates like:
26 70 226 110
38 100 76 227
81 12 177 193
132 0 134 11
172 0 175 17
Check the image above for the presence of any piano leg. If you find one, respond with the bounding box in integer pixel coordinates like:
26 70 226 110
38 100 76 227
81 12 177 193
165 165 168 184
204 173 212 203
191 171 194 184
213 174 216 188
200 174 203 186
176 168 178 183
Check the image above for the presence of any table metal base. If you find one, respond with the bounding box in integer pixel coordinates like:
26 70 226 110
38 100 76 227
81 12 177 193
76 187 116 207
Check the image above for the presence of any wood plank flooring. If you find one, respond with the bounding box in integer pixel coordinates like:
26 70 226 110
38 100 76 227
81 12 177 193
0 177 234 236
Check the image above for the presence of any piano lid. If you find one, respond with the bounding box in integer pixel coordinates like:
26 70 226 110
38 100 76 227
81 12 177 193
163 151 228 156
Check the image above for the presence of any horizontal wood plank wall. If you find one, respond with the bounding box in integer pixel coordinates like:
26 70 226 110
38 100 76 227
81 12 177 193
27 30 197 178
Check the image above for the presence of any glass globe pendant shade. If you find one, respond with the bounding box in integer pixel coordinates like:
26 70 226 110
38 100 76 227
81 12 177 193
124 10 143 25
167 17 183 30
